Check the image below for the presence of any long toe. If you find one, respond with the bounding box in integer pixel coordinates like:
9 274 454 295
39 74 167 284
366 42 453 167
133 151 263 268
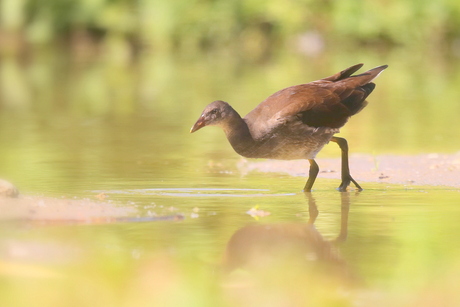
337 175 362 192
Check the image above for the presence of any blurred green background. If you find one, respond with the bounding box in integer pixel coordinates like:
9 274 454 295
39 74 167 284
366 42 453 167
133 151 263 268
2 0 460 56
1 0 460 116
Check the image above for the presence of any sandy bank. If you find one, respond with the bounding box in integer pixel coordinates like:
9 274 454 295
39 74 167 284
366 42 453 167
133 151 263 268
238 152 460 189
0 194 136 222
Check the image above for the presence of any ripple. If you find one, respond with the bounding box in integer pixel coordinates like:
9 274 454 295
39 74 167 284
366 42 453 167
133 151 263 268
92 188 296 198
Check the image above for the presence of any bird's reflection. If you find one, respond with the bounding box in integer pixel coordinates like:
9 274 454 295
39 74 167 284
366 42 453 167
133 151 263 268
221 192 356 306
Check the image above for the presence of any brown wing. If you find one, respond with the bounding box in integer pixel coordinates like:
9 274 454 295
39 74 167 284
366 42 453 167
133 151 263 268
244 64 387 138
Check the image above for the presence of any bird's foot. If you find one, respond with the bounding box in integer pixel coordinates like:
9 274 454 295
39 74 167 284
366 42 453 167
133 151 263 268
337 175 363 192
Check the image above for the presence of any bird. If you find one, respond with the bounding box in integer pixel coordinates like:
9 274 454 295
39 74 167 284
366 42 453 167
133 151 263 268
190 63 388 192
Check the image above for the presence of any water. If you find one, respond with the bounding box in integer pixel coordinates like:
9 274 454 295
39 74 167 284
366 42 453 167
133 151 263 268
1 51 460 306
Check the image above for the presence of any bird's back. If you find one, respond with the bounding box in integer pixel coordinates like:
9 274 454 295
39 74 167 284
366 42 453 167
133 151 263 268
244 64 387 141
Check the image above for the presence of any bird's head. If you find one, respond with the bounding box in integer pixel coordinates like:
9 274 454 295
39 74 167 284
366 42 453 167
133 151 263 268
190 100 233 133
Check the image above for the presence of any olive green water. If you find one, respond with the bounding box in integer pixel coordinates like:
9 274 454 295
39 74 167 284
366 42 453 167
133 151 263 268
1 51 460 306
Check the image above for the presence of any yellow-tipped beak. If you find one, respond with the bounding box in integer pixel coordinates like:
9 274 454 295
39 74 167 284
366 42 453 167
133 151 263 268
190 116 206 133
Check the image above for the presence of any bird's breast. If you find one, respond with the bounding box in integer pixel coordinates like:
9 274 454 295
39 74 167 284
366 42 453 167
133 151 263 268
238 125 339 160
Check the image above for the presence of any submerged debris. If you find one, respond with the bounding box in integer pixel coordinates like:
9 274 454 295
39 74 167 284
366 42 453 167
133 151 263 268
246 206 271 219
95 192 108 200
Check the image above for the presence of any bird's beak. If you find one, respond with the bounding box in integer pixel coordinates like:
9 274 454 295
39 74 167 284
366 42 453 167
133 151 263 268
190 116 206 133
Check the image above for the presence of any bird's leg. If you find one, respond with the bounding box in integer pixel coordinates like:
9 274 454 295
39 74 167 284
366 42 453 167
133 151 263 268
303 159 319 192
331 137 363 191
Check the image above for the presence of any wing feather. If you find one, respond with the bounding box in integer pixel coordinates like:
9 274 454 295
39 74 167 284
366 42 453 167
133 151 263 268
244 65 387 139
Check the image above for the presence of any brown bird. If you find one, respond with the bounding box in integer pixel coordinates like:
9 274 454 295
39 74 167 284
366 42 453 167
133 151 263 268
190 64 387 192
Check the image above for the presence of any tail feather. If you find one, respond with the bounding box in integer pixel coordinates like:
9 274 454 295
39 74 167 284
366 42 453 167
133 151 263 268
350 65 388 86
322 63 364 82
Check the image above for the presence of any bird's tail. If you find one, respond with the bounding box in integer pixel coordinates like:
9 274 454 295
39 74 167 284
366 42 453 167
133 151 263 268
351 65 388 86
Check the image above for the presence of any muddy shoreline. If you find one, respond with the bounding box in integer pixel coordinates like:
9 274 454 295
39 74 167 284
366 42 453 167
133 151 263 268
238 152 460 189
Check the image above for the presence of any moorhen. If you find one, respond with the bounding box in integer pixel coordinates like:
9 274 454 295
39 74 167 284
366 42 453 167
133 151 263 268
190 64 387 192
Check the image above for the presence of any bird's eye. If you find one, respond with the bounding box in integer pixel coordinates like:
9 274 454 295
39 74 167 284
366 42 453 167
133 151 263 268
210 109 218 115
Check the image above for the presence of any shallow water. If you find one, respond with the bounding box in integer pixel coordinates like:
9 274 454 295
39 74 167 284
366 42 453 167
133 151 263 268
2 184 460 306
1 51 460 306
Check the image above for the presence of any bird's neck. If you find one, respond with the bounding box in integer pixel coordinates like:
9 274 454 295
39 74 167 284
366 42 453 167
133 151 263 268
221 113 257 157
